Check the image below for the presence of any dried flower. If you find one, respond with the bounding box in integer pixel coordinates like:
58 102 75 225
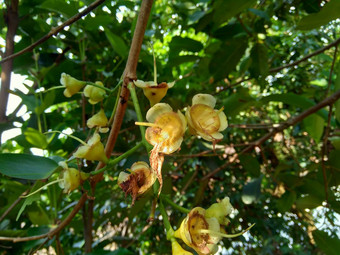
174 197 253 255
134 80 175 106
171 239 193 255
58 162 89 193
73 133 108 162
118 161 156 204
84 81 106 104
186 94 228 142
87 108 109 133
60 73 86 97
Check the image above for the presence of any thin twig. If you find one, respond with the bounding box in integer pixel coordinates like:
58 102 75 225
203 89 340 180
0 0 106 64
0 190 28 222
0 193 88 243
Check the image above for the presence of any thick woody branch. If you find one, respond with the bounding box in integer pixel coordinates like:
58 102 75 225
0 0 106 64
0 193 88 243
203 89 340 180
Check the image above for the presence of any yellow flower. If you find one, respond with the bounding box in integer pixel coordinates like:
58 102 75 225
171 239 193 255
58 163 89 193
174 197 253 255
87 108 109 133
117 161 156 204
134 80 175 106
60 73 86 97
186 94 228 142
137 103 186 154
83 81 106 104
73 133 108 162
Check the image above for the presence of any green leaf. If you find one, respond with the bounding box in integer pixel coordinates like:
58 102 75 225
39 0 79 18
209 38 248 80
296 195 322 210
86 248 135 255
24 127 48 149
16 181 44 220
249 42 269 78
328 137 340 150
334 64 340 123
213 0 257 27
104 28 129 58
276 191 296 213
239 154 261 177
35 91 55 115
297 0 340 30
223 87 254 117
241 175 263 204
313 230 340 255
303 114 325 142
0 153 58 180
169 36 204 55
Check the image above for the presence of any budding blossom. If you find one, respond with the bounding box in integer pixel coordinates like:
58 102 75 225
186 94 228 143
58 162 89 193
60 73 86 97
73 133 108 162
134 80 175 106
117 161 156 204
87 108 109 133
174 197 253 255
84 81 106 104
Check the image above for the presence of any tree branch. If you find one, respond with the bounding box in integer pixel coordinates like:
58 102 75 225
203 89 340 180
0 0 106 65
0 193 88 243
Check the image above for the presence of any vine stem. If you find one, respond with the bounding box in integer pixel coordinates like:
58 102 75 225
158 200 175 240
161 194 190 214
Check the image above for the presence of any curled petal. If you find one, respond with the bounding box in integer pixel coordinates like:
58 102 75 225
87 109 108 129
146 103 173 123
192 94 216 108
60 73 86 97
218 111 228 132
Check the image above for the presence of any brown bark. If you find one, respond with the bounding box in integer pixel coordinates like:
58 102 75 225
0 0 19 141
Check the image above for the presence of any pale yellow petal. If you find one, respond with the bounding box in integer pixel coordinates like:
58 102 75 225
146 103 173 123
167 81 175 88
192 94 216 108
177 110 187 133
134 80 157 88
205 217 222 244
130 161 150 172
218 111 228 131
117 172 130 185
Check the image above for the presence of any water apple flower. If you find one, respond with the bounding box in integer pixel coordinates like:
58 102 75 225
58 162 89 193
60 73 86 97
174 197 254 255
118 161 156 204
84 81 106 104
136 103 186 154
186 94 228 142
87 108 109 133
73 133 108 162
134 80 175 106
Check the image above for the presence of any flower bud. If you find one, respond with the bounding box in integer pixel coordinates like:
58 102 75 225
73 133 108 162
84 81 106 104
134 80 175 106
59 167 89 193
60 73 86 97
87 108 109 133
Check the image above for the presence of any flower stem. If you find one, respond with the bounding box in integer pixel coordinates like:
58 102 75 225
90 142 143 176
20 179 63 198
44 131 87 146
128 83 152 151
85 81 113 93
160 194 190 214
159 200 174 240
